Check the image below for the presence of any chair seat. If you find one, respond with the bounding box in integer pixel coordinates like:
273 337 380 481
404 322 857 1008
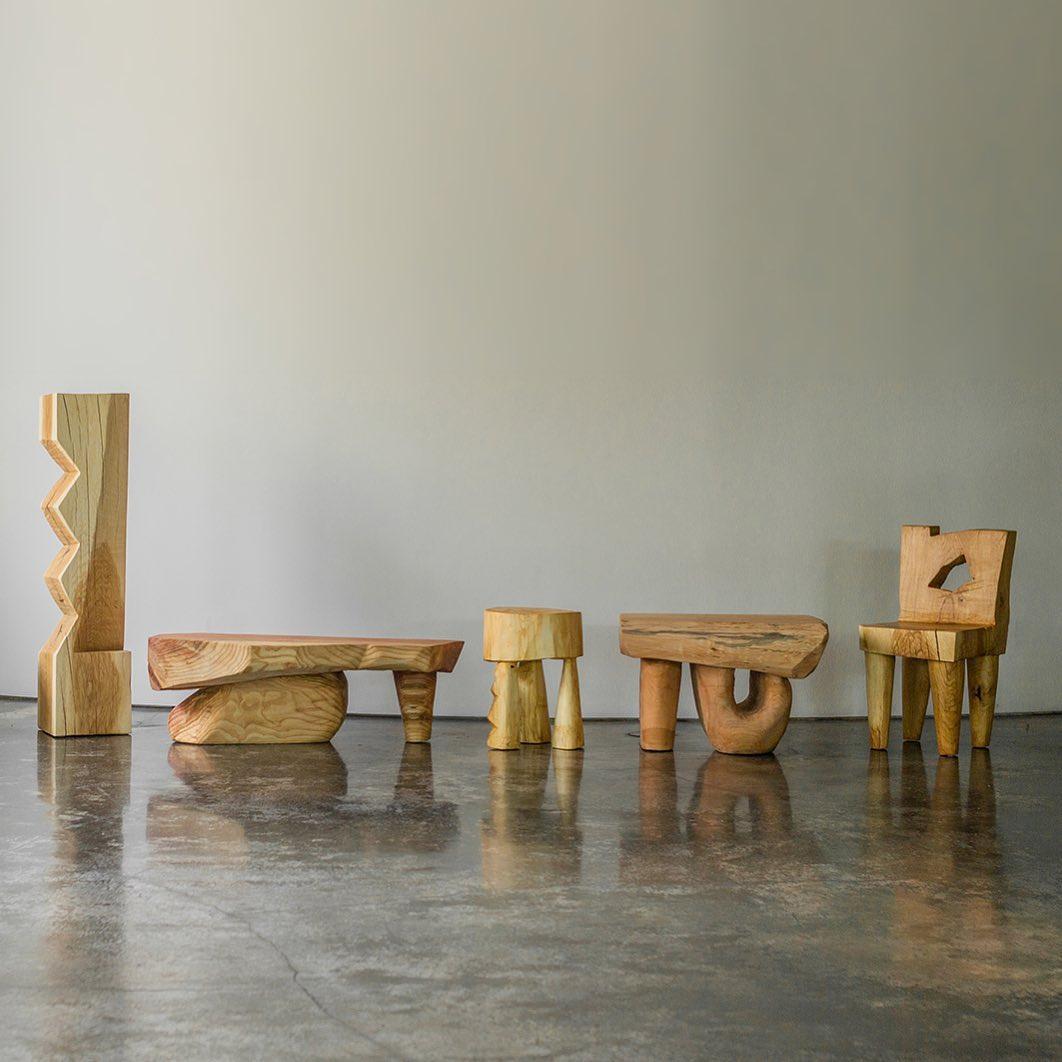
858 621 999 661
619 614 828 678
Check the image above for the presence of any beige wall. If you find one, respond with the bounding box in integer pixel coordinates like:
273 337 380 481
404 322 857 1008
2 0 1059 718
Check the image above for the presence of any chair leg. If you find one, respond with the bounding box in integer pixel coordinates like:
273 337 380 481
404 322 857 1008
638 659 682 752
864 652 894 750
928 660 965 757
901 658 930 742
967 655 999 749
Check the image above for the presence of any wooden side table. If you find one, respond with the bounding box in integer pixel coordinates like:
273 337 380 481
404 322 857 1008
483 607 584 750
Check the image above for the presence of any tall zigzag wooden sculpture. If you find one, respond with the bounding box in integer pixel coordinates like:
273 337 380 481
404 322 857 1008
39 393 131 736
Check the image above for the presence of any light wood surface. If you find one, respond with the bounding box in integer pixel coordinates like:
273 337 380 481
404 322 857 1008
858 621 995 662
483 608 583 662
517 661 552 744
864 652 894 750
690 665 793 755
638 658 682 751
39 393 131 736
168 672 347 744
487 662 522 750
861 525 1015 752
620 614 829 678
967 655 999 748
929 660 965 757
552 659 584 750
901 657 930 741
148 633 464 689
393 671 437 743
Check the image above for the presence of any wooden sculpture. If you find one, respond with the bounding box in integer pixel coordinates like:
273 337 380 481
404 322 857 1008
483 607 584 750
859 525 1016 756
148 633 464 744
39 393 131 737
620 614 829 755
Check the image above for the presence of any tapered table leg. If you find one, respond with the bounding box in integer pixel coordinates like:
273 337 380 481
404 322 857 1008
864 652 895 750
394 671 437 743
552 658 584 750
638 658 682 752
929 660 965 757
967 655 999 748
901 658 930 742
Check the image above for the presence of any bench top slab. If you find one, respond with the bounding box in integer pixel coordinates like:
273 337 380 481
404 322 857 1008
148 633 465 690
619 614 828 678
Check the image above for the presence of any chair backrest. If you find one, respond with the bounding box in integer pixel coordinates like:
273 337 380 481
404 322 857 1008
898 526 1016 635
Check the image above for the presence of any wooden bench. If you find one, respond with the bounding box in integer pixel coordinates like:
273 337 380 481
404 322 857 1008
148 633 464 745
619 614 829 754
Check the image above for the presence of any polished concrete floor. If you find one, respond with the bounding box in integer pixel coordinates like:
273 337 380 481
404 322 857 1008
0 701 1059 1060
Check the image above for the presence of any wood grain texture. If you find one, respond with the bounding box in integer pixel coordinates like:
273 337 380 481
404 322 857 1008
517 661 551 744
393 671 437 743
929 660 965 757
39 393 131 736
168 672 347 745
638 658 682 752
487 662 521 750
901 657 930 741
690 665 793 755
858 621 994 662
620 614 828 678
148 633 464 689
864 652 894 750
483 608 583 662
966 655 999 749
552 658 584 750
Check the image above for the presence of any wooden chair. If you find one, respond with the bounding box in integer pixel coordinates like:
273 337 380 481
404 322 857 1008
859 526 1016 756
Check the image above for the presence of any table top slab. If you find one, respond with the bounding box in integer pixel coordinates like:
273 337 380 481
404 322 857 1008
148 633 465 690
619 614 828 678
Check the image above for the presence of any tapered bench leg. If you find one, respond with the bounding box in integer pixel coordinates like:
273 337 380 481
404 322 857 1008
488 662 522 750
394 671 437 743
518 660 552 744
638 659 682 752
929 660 964 757
967 655 999 749
901 658 930 742
864 652 895 750
552 658 584 750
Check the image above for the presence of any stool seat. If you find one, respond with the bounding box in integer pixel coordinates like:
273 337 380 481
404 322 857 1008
483 608 583 663
619 614 828 678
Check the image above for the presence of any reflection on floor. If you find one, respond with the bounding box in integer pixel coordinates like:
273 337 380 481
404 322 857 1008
0 704 1058 1059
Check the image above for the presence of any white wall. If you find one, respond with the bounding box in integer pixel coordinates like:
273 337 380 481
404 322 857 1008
2 0 1060 719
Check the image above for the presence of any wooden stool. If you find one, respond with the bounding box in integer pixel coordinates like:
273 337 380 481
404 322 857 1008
859 525 1016 756
620 614 829 755
483 608 584 750
148 633 463 744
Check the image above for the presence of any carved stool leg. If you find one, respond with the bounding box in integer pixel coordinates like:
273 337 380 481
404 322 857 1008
518 660 552 744
638 659 682 752
901 658 930 742
966 655 999 749
394 670 437 743
552 658 584 750
928 660 965 757
690 666 793 755
864 652 895 750
487 662 522 750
